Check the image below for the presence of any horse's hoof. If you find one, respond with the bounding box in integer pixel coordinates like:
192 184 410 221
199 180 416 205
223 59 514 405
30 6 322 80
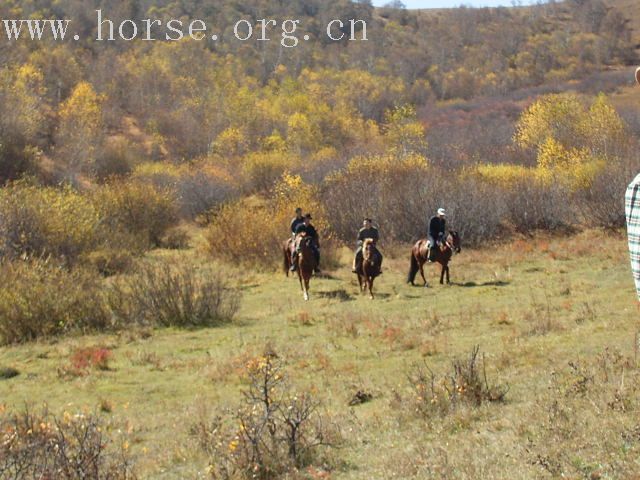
369 295 374 300
304 293 309 301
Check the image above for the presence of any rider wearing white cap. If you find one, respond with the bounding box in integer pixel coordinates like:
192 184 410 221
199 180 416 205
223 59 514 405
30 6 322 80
427 208 447 262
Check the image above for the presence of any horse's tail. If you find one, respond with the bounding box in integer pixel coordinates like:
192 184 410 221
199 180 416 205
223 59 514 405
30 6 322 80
408 251 419 284
283 241 291 276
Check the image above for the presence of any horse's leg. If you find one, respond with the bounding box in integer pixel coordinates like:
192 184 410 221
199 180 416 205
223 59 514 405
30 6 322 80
368 276 374 300
303 274 310 301
357 274 364 293
440 263 445 285
297 267 304 292
446 265 450 285
419 260 428 287
284 248 290 277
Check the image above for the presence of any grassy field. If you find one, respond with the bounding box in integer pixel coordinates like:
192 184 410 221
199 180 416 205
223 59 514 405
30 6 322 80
1 229 639 478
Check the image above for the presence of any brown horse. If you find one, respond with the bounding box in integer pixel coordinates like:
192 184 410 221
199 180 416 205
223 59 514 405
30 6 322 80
356 238 382 299
282 238 294 276
407 231 461 287
296 233 317 301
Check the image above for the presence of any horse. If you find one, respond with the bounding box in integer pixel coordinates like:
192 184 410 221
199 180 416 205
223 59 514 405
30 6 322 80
407 231 461 287
296 233 317 301
282 238 294 276
355 238 382 299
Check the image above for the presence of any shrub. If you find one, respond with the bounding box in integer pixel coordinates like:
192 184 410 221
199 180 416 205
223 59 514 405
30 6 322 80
323 156 508 246
0 259 111 345
132 161 237 219
92 179 178 248
207 173 334 269
503 179 574 233
407 346 508 418
192 349 339 479
240 151 299 193
576 159 635 228
440 176 505 247
70 346 113 372
0 180 99 264
109 262 241 328
0 366 19 380
158 226 190 250
0 408 135 479
84 248 135 277
323 153 431 243
94 137 137 180
0 140 37 183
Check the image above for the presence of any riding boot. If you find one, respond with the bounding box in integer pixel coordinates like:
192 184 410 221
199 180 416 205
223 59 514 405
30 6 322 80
290 253 298 272
352 251 361 273
427 247 434 263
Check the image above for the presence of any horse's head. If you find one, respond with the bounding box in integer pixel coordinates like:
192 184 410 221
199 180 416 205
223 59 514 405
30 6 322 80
363 238 375 259
447 230 461 254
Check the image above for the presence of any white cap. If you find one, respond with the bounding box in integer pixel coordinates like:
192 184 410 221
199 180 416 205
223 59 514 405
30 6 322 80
437 208 446 216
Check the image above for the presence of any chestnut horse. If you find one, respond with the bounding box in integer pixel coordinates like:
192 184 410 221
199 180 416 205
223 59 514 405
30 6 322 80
407 231 461 287
356 238 382 299
296 233 317 301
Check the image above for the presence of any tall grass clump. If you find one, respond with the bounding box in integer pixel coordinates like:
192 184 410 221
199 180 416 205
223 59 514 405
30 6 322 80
406 346 509 418
109 262 241 328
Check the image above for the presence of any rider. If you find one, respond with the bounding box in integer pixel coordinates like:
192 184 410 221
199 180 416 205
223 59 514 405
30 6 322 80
290 207 305 237
427 208 447 262
352 217 381 273
290 213 321 273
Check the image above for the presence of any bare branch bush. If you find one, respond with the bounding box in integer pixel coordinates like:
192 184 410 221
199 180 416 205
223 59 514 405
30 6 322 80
192 350 340 480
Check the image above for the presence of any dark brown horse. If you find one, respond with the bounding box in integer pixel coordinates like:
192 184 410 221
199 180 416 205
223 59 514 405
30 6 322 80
356 238 382 299
407 231 461 287
282 238 294 276
296 233 317 301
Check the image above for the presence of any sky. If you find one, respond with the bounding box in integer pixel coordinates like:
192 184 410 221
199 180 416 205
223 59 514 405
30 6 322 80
372 0 539 8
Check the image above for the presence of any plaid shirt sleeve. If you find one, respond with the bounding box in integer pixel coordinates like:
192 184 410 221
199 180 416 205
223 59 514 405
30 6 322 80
627 173 640 301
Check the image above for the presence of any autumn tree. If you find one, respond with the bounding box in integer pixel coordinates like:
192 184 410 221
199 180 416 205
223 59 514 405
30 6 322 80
56 82 105 177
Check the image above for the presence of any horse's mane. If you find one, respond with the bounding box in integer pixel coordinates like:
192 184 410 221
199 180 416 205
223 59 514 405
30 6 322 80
363 238 374 248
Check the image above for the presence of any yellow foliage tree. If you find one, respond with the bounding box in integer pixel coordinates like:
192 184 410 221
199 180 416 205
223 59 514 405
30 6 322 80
57 82 104 175
514 93 627 190
384 105 427 158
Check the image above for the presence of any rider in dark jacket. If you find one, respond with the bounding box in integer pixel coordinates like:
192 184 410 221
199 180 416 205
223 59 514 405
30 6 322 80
352 218 381 273
290 208 305 237
428 208 446 262
290 214 320 272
